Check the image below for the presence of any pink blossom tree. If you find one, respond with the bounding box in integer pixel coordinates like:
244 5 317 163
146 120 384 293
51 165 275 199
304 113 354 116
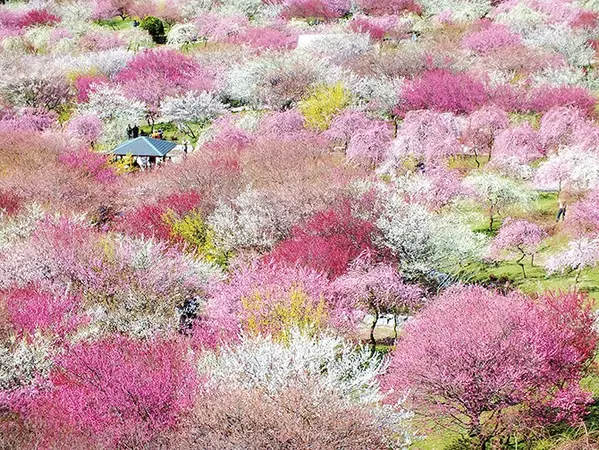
565 193 599 238
25 337 198 449
490 218 547 277
116 49 214 129
67 115 103 148
461 105 509 166
384 110 462 170
397 70 488 116
385 286 597 448
332 253 423 350
205 261 348 339
462 21 521 54
490 122 544 172
346 122 393 165
538 106 592 153
281 0 351 21
355 0 421 15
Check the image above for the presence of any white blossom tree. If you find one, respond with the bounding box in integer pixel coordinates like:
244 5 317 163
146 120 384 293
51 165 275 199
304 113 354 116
463 172 537 231
160 91 226 139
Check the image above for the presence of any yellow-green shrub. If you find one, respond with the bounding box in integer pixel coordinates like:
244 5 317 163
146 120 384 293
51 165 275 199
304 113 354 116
299 82 350 131
168 211 229 267
241 286 328 342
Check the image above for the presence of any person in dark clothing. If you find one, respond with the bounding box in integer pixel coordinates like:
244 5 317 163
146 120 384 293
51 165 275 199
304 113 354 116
131 125 139 138
177 297 200 334
126 124 133 139
556 199 567 222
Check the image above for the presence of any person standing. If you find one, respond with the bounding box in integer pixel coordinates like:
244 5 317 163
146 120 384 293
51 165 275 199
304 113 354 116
556 198 567 222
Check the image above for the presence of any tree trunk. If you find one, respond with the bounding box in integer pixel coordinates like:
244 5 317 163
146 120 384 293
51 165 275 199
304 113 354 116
489 213 494 232
369 309 379 356
517 253 527 278
393 315 398 340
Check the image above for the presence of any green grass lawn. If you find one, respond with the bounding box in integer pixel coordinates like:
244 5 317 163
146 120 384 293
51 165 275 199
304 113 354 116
95 17 135 30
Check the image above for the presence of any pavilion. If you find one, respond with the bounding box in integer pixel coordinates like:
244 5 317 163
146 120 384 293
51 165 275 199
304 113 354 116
112 136 177 167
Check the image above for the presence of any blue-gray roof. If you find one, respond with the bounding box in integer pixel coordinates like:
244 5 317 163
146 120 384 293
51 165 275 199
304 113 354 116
112 137 177 157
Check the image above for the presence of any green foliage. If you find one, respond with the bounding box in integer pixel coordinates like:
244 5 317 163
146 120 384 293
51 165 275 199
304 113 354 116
140 16 165 44
443 436 479 450
168 211 229 267
299 83 350 131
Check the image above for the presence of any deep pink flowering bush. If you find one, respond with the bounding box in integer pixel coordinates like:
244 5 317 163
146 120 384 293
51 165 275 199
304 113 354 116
116 49 214 120
73 74 108 103
17 9 60 28
0 108 57 132
385 286 597 445
350 15 401 40
25 337 198 448
462 21 521 54
4 287 85 338
397 70 488 115
355 0 421 15
0 190 22 215
268 202 382 279
281 0 351 21
59 147 117 183
527 86 597 117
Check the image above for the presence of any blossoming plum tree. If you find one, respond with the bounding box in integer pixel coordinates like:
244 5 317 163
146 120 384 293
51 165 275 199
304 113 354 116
385 286 597 448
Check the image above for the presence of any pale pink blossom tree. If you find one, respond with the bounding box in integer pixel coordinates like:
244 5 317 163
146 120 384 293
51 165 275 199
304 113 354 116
332 252 423 350
490 218 547 277
461 105 510 166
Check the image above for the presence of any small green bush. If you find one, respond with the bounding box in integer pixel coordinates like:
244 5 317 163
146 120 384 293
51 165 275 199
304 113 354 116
140 16 165 44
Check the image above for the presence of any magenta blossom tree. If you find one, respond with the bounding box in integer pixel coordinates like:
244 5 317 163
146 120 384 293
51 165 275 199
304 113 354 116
490 218 547 277
385 286 597 448
397 70 488 116
24 336 198 449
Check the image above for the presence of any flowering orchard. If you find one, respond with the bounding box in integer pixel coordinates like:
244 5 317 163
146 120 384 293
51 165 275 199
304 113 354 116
1 0 599 449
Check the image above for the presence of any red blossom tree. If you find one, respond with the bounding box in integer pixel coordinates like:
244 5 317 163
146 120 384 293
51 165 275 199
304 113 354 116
115 191 202 242
268 202 382 279
3 286 85 338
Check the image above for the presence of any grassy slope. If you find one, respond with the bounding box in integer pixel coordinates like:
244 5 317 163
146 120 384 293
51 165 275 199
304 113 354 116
412 160 599 448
